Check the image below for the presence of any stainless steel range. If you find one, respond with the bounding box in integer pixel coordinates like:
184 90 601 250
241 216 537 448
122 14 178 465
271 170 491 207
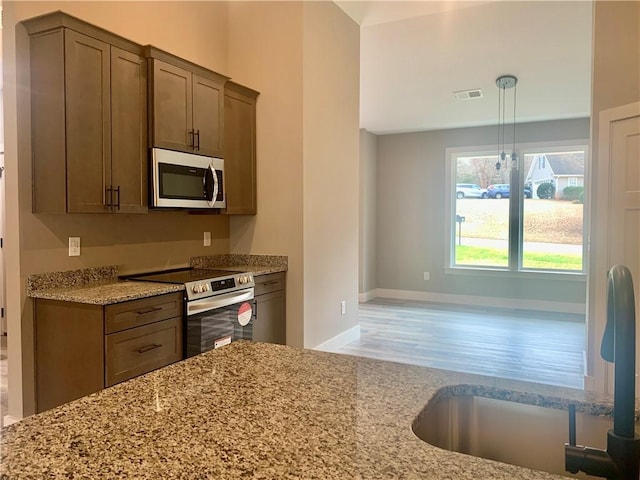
125 268 255 358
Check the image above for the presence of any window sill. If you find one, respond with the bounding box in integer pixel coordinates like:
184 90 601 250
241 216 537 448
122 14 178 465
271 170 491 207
444 266 587 282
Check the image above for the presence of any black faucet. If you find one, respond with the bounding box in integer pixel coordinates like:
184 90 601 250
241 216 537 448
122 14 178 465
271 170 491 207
565 265 640 479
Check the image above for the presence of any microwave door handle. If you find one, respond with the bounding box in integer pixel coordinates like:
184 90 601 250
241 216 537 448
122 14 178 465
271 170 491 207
187 289 254 315
203 166 216 205
211 166 219 206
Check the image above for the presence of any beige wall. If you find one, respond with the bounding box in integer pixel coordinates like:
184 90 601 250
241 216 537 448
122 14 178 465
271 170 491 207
359 129 377 295
4 1 231 418
586 1 640 381
228 1 360 348
375 118 590 305
227 1 305 346
302 1 359 348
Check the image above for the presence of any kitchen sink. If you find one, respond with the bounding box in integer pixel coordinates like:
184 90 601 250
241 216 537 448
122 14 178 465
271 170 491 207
412 394 636 479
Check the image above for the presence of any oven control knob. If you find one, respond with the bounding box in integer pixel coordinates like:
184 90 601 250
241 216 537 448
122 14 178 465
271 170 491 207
239 276 246 284
204 284 210 292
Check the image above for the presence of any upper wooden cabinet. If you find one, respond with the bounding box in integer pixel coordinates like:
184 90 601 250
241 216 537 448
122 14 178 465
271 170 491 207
224 82 259 215
146 47 228 158
24 12 148 214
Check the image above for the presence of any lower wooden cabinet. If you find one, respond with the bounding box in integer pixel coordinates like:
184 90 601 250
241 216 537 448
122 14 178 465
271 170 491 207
35 292 183 412
105 317 182 387
253 273 286 345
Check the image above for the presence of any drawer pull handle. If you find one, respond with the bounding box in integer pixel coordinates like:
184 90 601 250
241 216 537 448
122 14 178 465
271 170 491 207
136 344 162 354
137 306 163 315
262 281 280 286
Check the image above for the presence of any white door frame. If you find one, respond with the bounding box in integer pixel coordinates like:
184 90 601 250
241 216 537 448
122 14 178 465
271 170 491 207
588 101 640 395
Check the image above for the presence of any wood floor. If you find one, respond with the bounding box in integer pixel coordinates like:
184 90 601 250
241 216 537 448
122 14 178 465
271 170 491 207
337 299 586 389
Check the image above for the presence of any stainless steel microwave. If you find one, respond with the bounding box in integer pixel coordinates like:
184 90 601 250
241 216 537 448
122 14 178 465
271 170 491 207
151 148 225 209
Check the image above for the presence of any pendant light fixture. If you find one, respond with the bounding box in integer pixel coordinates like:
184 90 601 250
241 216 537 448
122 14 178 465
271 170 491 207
495 74 518 172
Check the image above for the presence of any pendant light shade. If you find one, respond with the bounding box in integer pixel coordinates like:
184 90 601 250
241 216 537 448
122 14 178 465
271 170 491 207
495 74 518 172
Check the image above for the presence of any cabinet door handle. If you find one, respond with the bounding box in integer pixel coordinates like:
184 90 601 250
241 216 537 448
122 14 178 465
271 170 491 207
136 344 162 354
188 129 194 148
106 186 113 208
137 306 163 315
261 280 280 287
114 186 121 211
194 129 200 150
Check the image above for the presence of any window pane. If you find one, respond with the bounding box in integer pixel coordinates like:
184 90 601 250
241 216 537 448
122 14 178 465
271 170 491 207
522 151 585 271
454 155 509 267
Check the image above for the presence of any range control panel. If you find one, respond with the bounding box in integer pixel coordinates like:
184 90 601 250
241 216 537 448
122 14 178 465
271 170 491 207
185 273 254 301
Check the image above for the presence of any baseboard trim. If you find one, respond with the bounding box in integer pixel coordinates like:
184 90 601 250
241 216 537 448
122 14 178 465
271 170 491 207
367 288 585 315
3 414 21 427
313 325 361 353
358 290 377 303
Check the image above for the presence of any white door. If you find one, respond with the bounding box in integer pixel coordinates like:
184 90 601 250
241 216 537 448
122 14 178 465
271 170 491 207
610 114 640 395
592 102 640 395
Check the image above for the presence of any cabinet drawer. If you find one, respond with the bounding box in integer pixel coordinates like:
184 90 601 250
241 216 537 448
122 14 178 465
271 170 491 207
105 317 182 386
254 272 285 296
105 292 183 334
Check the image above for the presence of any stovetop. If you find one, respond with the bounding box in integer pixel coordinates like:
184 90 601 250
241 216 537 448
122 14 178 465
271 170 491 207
125 268 241 285
124 268 255 301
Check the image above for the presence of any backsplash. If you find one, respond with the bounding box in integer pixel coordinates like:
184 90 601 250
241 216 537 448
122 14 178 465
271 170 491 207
190 254 287 270
26 266 119 294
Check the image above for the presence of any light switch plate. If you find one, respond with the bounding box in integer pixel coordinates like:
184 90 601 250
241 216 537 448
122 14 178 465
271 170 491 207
68 237 80 256
203 232 211 247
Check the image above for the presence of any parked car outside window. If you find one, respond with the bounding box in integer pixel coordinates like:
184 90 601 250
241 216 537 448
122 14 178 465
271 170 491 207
456 183 488 199
486 184 533 199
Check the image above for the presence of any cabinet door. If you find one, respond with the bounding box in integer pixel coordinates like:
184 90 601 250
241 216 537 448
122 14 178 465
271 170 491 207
30 29 67 213
111 47 148 213
254 290 286 345
36 300 104 413
150 59 193 153
224 85 258 214
193 74 224 157
64 29 111 213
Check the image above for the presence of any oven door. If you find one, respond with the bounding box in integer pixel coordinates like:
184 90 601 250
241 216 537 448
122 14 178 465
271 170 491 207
185 288 254 358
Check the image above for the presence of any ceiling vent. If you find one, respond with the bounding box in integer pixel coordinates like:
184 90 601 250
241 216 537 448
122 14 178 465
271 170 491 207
454 89 483 100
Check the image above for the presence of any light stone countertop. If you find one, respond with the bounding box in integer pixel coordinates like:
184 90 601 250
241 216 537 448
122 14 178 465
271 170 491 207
27 255 287 305
27 279 185 305
0 341 621 479
26 258 286 305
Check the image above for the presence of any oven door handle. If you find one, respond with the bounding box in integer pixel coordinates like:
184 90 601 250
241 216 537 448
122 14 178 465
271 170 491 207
187 288 254 316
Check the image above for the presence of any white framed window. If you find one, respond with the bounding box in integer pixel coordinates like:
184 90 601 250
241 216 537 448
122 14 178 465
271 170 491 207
446 140 588 273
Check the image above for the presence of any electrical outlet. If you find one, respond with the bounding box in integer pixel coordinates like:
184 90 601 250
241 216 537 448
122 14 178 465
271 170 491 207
203 232 211 247
68 237 80 256
424 272 430 281
341 300 346 315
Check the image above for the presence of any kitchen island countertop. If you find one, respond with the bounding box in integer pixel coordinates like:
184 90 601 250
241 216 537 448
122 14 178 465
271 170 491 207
0 341 620 479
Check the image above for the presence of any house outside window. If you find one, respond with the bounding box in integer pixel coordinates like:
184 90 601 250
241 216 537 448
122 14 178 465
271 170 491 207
447 142 588 273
